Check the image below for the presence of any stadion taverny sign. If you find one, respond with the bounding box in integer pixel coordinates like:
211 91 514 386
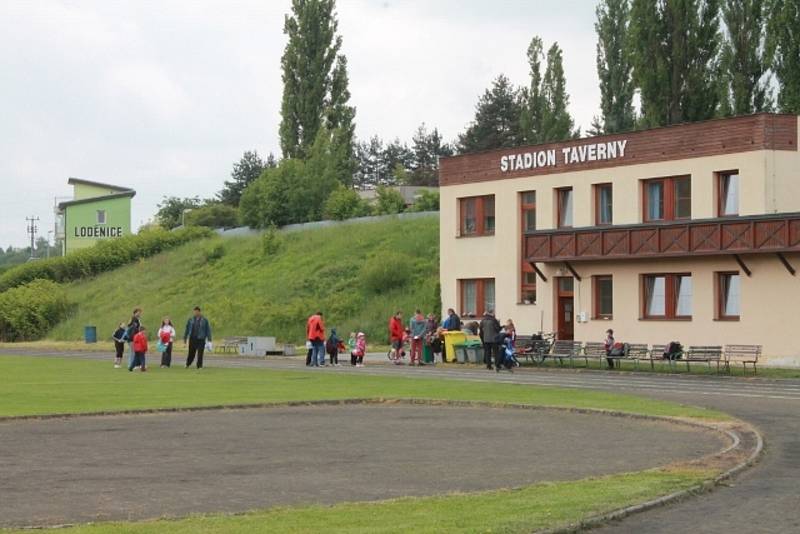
500 139 629 172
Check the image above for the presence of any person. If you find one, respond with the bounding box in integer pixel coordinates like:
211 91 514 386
351 332 366 367
388 311 404 363
441 308 461 363
158 317 176 368
305 341 314 366
183 306 212 369
306 311 326 367
479 309 501 370
326 328 341 366
126 308 142 369
429 327 444 363
112 322 127 368
129 326 148 372
409 309 426 366
346 331 357 357
604 329 616 369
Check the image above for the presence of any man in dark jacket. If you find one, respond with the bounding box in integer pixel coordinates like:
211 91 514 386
479 310 501 370
183 306 212 369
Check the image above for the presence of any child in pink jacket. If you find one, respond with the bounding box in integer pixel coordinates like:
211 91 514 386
350 332 366 367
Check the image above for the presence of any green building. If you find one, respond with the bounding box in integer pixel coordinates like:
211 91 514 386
56 178 136 255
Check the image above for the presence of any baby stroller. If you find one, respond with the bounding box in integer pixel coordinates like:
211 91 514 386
496 335 519 372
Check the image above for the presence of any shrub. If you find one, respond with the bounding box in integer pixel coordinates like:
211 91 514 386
185 203 239 228
373 186 406 215
323 185 371 221
411 189 440 212
0 226 212 293
204 243 226 263
261 226 283 256
0 280 69 341
361 253 410 294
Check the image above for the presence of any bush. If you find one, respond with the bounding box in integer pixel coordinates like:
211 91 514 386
261 226 283 256
323 185 371 221
361 253 410 294
0 226 212 293
204 243 226 263
373 186 406 215
411 189 440 212
0 280 69 341
185 203 239 228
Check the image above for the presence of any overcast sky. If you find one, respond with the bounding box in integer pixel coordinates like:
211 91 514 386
0 0 600 248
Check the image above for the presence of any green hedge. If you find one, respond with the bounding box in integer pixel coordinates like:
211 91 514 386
0 280 69 341
0 227 212 293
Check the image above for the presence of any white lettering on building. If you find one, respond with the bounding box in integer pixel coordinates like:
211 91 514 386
502 139 628 172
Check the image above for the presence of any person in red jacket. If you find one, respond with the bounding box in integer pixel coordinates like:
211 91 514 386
388 311 404 363
129 326 149 372
306 311 326 367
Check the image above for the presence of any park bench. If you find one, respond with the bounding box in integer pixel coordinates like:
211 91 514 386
684 345 724 372
550 340 585 367
219 336 247 354
513 335 551 364
625 344 650 370
724 344 762 374
641 344 676 371
583 342 611 368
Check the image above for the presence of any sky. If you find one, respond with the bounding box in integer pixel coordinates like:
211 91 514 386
0 0 600 248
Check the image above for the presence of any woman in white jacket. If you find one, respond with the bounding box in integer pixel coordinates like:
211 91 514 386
158 317 176 368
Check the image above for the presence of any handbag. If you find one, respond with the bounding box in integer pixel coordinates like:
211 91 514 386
156 340 167 353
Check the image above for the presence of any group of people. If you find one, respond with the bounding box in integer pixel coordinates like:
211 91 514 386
305 311 367 367
111 307 213 372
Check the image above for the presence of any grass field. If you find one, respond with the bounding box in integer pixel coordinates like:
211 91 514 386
0 355 729 533
48 215 439 345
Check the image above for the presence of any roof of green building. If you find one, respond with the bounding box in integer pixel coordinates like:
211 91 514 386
58 178 136 209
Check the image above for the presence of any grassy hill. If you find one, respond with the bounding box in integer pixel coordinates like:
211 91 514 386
49 215 440 345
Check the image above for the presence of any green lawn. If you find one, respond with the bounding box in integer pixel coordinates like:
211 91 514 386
0 355 728 533
0 355 725 420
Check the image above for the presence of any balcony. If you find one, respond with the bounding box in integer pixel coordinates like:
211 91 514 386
525 213 800 263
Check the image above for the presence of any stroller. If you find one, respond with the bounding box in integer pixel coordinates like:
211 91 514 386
495 335 520 372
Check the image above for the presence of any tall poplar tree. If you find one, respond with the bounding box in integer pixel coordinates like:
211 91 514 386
540 43 576 141
279 0 342 159
768 0 800 113
719 0 772 115
520 37 545 143
630 0 722 126
595 0 636 133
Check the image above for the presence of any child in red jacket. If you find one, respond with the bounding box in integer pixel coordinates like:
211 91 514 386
130 326 149 372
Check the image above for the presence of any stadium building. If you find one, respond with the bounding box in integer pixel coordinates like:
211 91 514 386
439 113 800 361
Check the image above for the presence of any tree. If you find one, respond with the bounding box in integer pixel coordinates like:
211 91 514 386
410 189 440 212
155 196 203 229
373 186 406 215
301 126 349 220
218 151 273 206
540 42 577 141
325 54 357 186
768 0 800 113
520 37 545 144
457 74 525 153
185 203 240 228
408 124 453 186
323 184 370 220
354 136 384 188
630 0 722 127
719 0 772 115
240 160 306 228
279 0 342 159
595 0 636 133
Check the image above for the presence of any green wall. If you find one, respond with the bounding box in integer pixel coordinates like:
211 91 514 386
64 196 132 254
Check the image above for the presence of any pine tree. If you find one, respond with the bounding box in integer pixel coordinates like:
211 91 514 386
595 0 636 133
218 151 269 206
540 43 576 142
457 74 525 153
279 0 342 159
520 37 545 143
630 0 722 126
768 0 800 113
408 124 454 186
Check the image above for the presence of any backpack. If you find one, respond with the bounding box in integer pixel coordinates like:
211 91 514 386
609 342 626 357
663 341 683 360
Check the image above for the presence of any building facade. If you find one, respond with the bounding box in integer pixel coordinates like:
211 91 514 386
56 178 135 255
439 114 800 361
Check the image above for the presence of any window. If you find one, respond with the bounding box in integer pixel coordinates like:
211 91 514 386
718 172 739 216
593 275 613 319
557 187 573 228
459 278 495 317
521 191 536 232
643 176 691 222
717 272 741 320
459 195 495 236
96 210 106 224
521 264 537 304
595 183 613 225
642 273 692 319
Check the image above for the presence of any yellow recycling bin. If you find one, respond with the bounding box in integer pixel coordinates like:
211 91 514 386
442 331 467 363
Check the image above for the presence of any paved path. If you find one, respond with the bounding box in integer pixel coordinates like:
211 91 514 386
0 402 724 528
4 350 800 532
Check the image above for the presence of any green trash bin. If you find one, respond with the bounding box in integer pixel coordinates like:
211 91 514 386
84 325 97 344
422 344 433 363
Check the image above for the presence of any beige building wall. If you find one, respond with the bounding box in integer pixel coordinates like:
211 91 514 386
440 137 800 362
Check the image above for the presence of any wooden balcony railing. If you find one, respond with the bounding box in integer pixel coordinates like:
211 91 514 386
525 213 800 263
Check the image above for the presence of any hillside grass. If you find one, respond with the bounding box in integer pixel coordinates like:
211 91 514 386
49 216 439 345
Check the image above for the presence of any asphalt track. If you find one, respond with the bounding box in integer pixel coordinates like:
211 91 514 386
4 349 800 532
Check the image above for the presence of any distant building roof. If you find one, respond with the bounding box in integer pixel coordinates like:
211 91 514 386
67 177 135 193
58 178 136 210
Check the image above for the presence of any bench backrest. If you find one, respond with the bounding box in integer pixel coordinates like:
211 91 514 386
583 342 607 357
552 340 582 355
625 343 649 357
724 344 762 362
687 345 723 359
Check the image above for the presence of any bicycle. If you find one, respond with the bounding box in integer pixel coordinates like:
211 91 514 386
529 332 556 365
387 341 408 365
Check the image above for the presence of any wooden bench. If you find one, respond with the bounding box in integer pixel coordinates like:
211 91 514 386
551 340 585 367
583 342 611 368
219 336 247 354
513 335 551 364
685 345 724 372
640 344 676 371
625 344 650 370
724 344 762 374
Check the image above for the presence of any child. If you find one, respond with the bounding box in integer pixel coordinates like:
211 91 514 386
326 328 341 366
351 332 366 367
158 318 176 368
497 335 519 372
604 329 615 369
112 322 127 369
130 326 149 372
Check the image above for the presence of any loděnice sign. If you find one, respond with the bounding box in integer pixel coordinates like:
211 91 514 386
73 226 124 238
500 139 628 172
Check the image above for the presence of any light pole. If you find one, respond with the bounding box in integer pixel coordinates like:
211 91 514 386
182 208 193 227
